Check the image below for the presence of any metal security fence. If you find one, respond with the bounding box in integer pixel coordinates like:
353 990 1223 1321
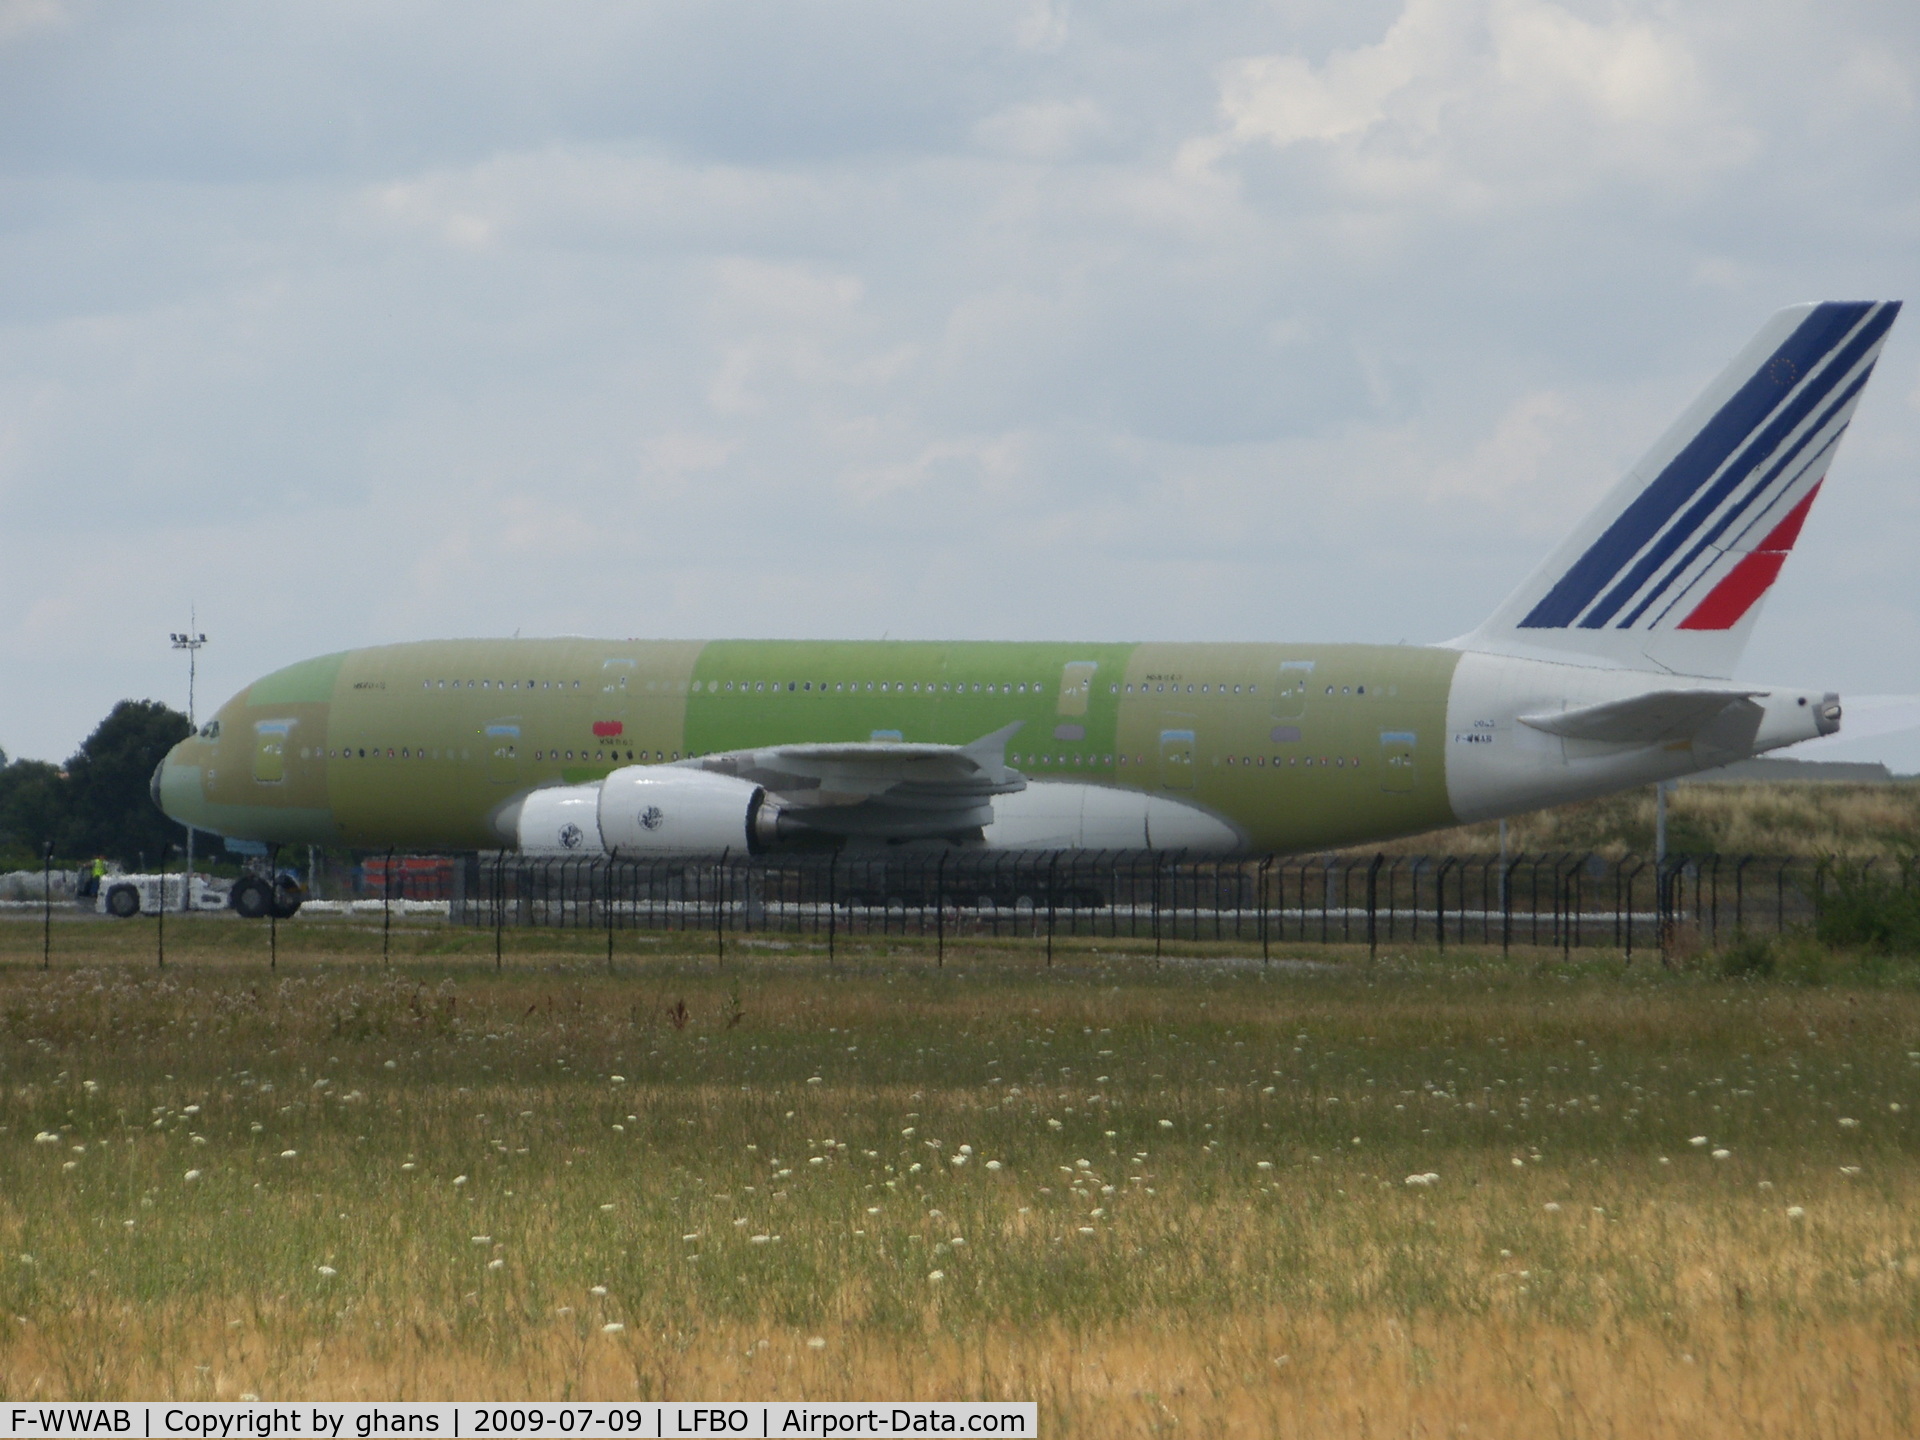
439 851 1898 960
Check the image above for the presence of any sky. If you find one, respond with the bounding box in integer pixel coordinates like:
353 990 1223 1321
2 0 1917 769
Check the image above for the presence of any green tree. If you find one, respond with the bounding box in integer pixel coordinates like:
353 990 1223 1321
61 700 191 867
0 756 68 863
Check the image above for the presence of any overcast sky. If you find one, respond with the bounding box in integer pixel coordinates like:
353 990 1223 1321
3 0 1917 768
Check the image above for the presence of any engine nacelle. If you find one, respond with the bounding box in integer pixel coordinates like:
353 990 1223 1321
599 766 773 855
515 784 605 855
516 769 778 855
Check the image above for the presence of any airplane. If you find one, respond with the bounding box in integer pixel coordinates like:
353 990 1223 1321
154 302 1902 917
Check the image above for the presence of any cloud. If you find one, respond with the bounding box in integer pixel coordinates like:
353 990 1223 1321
1209 0 1757 203
0 0 1916 768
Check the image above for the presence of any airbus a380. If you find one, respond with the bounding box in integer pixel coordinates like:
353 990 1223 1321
155 302 1902 897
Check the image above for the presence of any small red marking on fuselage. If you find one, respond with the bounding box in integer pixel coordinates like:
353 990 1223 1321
592 720 624 738
1677 481 1823 631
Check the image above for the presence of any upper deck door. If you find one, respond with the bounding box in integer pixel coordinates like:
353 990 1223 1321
1057 661 1098 718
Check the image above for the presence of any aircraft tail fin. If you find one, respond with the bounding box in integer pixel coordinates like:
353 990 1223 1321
1458 301 1900 678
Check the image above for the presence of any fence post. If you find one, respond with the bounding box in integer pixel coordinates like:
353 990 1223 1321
936 849 948 968
716 848 730 966
42 842 53 970
606 850 618 974
1259 855 1274 965
157 844 169 971
827 855 837 967
1501 857 1518 959
494 852 505 970
1046 852 1059 967
382 846 394 965
1367 853 1383 964
1436 857 1457 953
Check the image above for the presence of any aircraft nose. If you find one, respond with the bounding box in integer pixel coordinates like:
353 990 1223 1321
153 739 208 829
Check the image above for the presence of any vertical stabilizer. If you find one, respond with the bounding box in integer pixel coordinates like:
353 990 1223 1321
1458 302 1900 678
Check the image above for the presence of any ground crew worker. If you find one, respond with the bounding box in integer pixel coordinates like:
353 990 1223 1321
87 857 106 898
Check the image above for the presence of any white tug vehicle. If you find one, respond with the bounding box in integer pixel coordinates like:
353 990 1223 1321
96 873 231 918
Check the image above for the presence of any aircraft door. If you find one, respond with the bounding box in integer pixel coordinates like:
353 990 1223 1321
1380 730 1416 793
486 722 522 784
600 658 636 751
1159 723 1196 790
1057 661 1098 717
1271 661 1313 722
253 721 292 783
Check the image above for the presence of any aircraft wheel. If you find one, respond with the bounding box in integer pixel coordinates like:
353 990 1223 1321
271 876 305 919
230 875 273 920
105 883 141 919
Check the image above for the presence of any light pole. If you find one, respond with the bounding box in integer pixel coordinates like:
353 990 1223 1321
170 615 207 911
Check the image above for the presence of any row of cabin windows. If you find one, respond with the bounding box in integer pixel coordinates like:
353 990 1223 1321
422 679 584 690
1018 752 1363 770
418 677 1062 696
319 746 690 764
706 680 1045 695
306 745 1358 770
410 676 1379 699
1115 682 1373 696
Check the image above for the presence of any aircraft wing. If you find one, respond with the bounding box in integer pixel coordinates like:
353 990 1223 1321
686 722 1027 838
1518 690 1764 745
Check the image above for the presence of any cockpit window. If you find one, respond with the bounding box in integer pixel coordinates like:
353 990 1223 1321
199 719 221 739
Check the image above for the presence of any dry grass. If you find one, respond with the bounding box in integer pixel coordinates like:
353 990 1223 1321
1372 779 1920 860
3 919 1919 1436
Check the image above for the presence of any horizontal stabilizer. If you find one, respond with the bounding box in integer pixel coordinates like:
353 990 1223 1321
1519 690 1762 745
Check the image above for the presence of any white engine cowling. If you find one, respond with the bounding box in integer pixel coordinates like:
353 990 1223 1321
599 766 769 855
515 784 605 855
516 768 773 855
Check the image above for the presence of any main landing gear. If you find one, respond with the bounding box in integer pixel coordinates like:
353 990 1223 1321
229 872 305 920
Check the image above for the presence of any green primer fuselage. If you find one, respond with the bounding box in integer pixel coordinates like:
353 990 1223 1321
160 639 1464 854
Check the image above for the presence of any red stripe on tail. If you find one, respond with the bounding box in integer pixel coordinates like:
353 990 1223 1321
1676 481 1822 631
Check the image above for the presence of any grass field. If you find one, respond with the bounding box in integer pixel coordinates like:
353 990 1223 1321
1376 777 1920 859
2 917 1918 1436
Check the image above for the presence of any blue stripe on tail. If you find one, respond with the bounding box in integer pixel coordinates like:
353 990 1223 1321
1518 302 1872 629
1581 303 1896 629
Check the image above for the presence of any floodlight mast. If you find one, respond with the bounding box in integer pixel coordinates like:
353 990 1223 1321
169 612 207 911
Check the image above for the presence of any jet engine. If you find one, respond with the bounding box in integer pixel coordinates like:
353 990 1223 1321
514 767 784 856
